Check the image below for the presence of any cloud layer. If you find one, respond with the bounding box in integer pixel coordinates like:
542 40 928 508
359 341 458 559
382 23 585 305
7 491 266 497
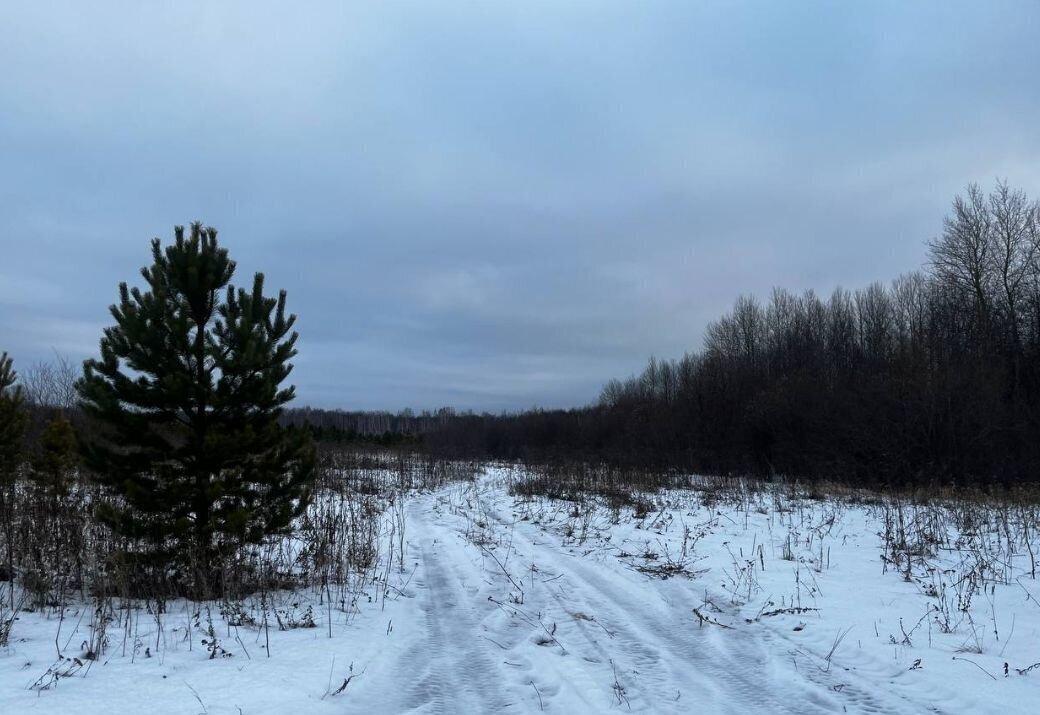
2 1 1039 410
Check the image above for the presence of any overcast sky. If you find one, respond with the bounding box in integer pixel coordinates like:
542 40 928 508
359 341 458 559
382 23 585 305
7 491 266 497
2 2 1039 412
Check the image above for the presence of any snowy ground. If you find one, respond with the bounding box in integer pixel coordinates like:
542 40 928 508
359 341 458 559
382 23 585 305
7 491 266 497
3 466 1040 713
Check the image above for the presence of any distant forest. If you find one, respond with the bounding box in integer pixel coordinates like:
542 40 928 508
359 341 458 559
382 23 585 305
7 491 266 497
419 181 1040 487
281 407 455 447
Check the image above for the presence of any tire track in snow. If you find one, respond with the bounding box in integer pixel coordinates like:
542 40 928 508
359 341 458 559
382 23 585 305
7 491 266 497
480 485 969 715
757 624 954 715
376 481 959 714
484 501 828 715
399 507 514 714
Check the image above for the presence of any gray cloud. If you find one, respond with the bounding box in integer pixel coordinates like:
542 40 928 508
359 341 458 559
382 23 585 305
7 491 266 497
2 1 1039 410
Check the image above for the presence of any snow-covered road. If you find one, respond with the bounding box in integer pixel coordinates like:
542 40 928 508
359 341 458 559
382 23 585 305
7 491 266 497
3 469 1037 714
356 476 962 714
377 491 807 714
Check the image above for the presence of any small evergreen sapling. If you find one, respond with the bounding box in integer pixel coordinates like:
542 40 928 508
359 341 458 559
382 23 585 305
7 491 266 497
77 224 316 597
31 413 77 500
0 352 28 602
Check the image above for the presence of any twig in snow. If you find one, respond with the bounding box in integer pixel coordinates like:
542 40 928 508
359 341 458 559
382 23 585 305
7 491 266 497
184 681 208 714
610 659 631 710
322 660 365 698
999 614 1015 658
531 680 544 711
1017 578 1040 610
1016 661 1040 676
481 634 508 649
478 542 525 603
952 656 997 680
692 607 732 629
821 627 852 673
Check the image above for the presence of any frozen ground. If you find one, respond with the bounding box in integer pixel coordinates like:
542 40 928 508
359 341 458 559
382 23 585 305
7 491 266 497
3 466 1040 713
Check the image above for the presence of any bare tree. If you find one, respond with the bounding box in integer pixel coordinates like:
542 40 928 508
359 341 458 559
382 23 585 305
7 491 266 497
928 184 995 335
891 272 929 356
826 287 858 377
855 282 894 366
988 180 1037 351
733 294 765 369
21 353 78 411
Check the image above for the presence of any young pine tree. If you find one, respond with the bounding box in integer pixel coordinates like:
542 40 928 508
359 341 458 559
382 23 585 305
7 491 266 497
23 412 80 607
31 412 77 500
77 224 316 597
0 352 28 601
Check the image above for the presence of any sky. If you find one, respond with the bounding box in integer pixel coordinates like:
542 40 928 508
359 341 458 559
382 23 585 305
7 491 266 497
2 1 1039 412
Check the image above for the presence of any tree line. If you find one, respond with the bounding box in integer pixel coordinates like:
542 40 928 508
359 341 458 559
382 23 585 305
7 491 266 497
424 182 1040 488
281 406 455 446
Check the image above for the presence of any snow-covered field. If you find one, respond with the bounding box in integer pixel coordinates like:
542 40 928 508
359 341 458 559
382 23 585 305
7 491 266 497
3 466 1040 713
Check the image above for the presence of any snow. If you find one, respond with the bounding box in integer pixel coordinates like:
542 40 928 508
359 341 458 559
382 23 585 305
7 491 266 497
2 466 1039 713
